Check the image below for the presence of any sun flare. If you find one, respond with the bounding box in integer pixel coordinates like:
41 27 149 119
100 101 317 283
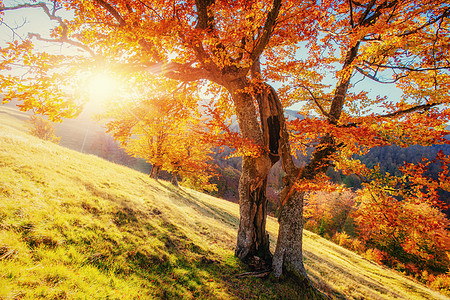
87 73 117 104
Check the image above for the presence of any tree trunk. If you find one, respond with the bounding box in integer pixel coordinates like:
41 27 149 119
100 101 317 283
227 78 273 265
266 83 311 282
150 164 161 179
274 192 324 298
170 171 179 186
236 156 272 265
273 190 307 279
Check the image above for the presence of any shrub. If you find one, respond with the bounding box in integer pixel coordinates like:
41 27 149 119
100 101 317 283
429 273 450 296
333 232 352 248
25 115 60 143
364 248 386 265
351 238 365 254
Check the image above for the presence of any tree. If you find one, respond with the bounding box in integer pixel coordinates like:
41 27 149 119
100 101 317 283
354 185 450 274
0 0 308 278
1 0 449 287
99 78 217 189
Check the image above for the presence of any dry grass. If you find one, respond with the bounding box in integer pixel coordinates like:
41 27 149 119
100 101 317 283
0 108 448 299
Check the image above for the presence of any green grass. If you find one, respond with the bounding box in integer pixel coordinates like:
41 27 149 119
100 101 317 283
0 109 448 299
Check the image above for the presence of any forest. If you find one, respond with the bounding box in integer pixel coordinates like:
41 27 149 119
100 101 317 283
1 0 450 298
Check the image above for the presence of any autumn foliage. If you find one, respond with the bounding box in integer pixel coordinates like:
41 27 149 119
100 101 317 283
1 0 450 286
98 79 217 191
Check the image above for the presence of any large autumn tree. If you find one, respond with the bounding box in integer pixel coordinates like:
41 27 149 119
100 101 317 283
0 0 314 279
1 0 449 286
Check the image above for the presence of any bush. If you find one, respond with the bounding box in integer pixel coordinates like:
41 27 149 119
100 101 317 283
25 115 60 143
364 248 386 265
333 232 352 248
429 273 450 296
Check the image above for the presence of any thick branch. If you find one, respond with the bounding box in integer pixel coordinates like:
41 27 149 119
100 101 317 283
328 42 360 122
378 102 443 118
357 0 376 26
94 0 126 27
0 2 43 12
195 0 215 30
348 0 355 28
249 0 282 62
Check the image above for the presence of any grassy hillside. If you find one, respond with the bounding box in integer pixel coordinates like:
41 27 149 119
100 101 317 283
0 120 448 299
0 102 150 173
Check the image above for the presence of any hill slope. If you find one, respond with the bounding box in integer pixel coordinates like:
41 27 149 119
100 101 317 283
0 123 447 299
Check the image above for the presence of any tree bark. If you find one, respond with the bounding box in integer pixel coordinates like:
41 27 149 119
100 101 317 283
273 190 308 280
227 78 273 265
264 84 310 281
236 157 272 264
149 164 161 179
170 171 179 186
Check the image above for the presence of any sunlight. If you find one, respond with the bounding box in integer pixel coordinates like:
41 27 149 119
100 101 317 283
87 72 117 105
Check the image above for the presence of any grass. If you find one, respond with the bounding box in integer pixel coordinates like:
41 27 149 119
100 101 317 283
0 107 449 299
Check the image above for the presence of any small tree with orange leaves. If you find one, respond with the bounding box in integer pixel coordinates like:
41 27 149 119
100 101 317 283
25 115 60 143
99 78 217 190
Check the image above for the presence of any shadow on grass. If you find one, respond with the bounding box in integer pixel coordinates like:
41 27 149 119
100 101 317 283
304 249 401 299
157 181 240 229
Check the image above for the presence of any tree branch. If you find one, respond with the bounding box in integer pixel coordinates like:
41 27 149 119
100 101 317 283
399 8 450 37
28 33 95 56
0 2 42 12
297 84 333 120
357 0 376 26
94 0 126 27
137 0 163 20
249 0 282 62
363 60 450 72
161 62 209 82
355 66 408 84
377 102 443 118
348 0 355 28
0 19 25 41
0 2 96 57
363 0 398 26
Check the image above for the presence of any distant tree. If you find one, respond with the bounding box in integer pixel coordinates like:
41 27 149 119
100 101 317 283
353 152 450 274
304 190 356 239
100 79 217 189
24 115 60 143
354 188 450 274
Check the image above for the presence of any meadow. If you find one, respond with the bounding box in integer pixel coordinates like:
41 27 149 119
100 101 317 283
0 109 448 299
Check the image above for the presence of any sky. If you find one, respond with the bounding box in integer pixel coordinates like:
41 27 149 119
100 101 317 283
0 1 405 116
